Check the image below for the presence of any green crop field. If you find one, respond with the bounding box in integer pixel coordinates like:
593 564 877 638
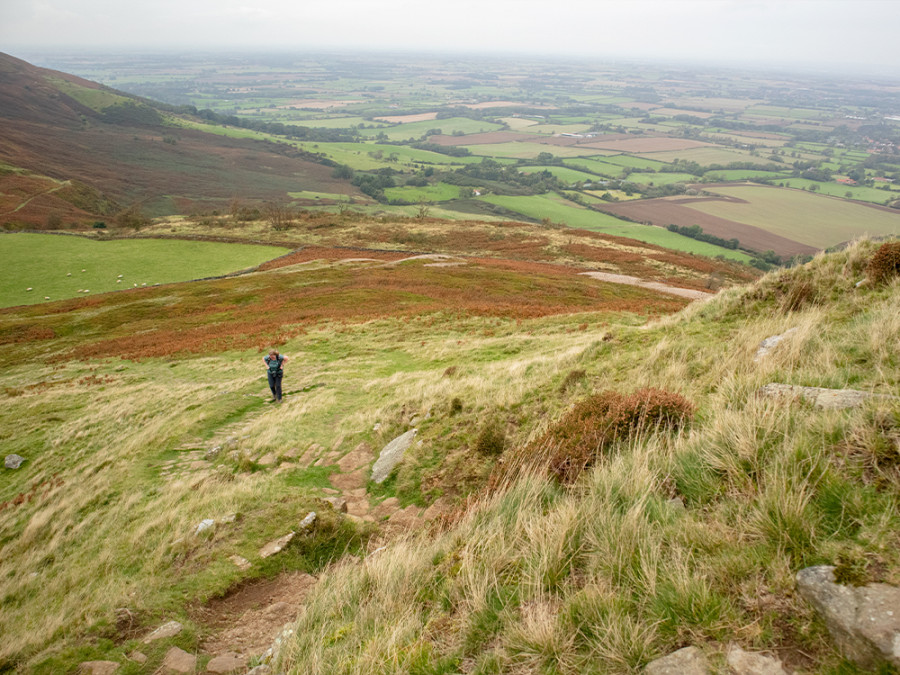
523 123 592 135
298 117 388 129
0 234 289 308
687 185 900 248
778 178 900 204
479 194 752 261
383 183 462 202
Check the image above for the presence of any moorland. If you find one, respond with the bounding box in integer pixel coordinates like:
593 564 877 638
1 49 899 675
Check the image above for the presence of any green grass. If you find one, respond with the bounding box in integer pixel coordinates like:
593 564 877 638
689 185 900 248
383 183 462 203
563 158 629 178
626 172 699 186
597 155 668 170
0 234 289 307
479 194 753 262
705 169 792 181
777 178 899 205
464 142 610 160
359 117 502 141
288 190 353 201
47 77 132 111
519 166 599 184
643 147 771 167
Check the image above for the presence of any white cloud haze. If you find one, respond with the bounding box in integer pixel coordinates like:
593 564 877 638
2 0 899 74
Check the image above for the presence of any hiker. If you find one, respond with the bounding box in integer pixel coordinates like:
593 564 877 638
263 349 288 402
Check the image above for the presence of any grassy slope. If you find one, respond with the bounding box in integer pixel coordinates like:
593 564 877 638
0 234 289 308
0 249 687 672
277 240 900 675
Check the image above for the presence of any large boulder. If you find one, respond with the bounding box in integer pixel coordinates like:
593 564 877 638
758 383 893 410
371 429 417 484
5 454 26 469
797 565 900 669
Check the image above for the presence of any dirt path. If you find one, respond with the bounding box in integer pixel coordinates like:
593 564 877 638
2 179 70 215
580 270 713 300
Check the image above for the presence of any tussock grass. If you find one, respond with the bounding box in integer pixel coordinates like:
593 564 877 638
276 239 900 674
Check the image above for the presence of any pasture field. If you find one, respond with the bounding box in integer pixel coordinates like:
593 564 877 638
605 117 680 134
519 165 599 184
478 194 753 261
778 178 900 204
600 154 668 170
745 105 828 120
464 142 607 160
702 131 787 147
688 185 900 248
290 141 483 171
563 157 629 178
584 137 711 154
522 123 593 135
704 169 792 181
359 117 503 141
642 146 774 167
498 117 539 130
0 234 289 308
297 116 387 129
626 172 699 186
383 183 461 203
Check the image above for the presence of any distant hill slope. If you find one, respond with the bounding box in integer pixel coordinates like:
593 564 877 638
0 52 357 226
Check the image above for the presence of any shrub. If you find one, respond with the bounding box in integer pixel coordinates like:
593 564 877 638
866 241 900 284
449 397 463 415
540 388 694 483
474 419 506 456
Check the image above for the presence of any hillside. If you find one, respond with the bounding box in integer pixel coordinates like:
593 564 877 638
0 52 358 227
1 234 898 674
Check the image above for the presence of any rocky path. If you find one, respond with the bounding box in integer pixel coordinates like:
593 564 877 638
580 270 713 300
141 394 454 674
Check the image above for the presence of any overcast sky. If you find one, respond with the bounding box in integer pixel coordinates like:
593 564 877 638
2 0 899 75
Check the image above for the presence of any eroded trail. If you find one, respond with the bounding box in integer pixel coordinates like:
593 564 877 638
580 270 713 300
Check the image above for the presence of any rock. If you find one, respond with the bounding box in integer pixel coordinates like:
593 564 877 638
78 661 120 675
667 497 686 512
195 519 215 536
371 429 417 483
337 442 372 472
298 511 317 531
754 328 798 362
797 565 900 669
346 497 371 518
161 646 196 674
205 446 221 460
259 532 295 558
324 496 348 513
644 646 710 674
5 454 26 469
423 497 453 521
758 383 893 410
726 644 788 674
205 652 247 673
246 666 271 675
387 504 422 531
370 497 400 519
257 452 277 466
127 651 148 664
229 555 251 571
220 513 237 524
141 620 183 643
330 469 368 490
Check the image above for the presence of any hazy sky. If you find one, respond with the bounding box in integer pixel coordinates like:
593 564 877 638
2 0 899 74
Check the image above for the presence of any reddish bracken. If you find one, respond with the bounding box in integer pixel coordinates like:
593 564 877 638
866 241 900 285
539 388 695 483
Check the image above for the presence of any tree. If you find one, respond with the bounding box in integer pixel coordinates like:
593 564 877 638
264 202 295 231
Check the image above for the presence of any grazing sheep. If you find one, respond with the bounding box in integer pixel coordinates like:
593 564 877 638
26 287 32 291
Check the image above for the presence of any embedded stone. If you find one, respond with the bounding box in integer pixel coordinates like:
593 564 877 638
644 646 710 675
141 620 183 643
371 429 417 483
